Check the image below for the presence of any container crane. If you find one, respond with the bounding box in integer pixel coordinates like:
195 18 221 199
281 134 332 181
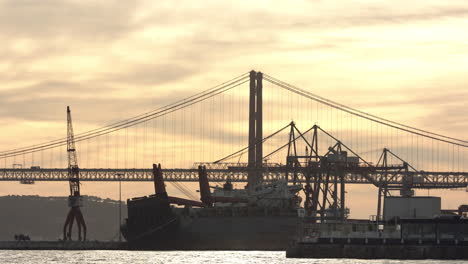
62 106 87 241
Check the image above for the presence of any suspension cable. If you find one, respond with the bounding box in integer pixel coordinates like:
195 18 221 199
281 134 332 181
0 74 249 158
264 75 468 148
264 74 468 145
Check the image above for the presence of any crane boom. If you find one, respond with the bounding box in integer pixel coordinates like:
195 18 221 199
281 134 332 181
67 106 80 198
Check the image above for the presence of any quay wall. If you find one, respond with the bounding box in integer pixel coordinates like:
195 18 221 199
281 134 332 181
287 241 468 259
0 241 126 250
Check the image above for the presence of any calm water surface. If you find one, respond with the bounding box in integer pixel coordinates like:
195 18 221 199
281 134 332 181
0 251 467 264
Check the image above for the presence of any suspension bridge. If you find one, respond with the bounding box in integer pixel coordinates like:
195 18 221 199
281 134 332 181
0 70 467 194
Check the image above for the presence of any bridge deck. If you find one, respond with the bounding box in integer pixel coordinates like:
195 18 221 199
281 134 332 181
0 168 466 189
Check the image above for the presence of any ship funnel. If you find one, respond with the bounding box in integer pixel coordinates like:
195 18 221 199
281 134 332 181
198 165 213 206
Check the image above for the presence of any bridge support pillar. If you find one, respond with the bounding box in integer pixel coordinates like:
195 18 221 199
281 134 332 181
255 72 263 171
340 172 346 221
247 70 264 192
248 70 257 190
377 187 382 221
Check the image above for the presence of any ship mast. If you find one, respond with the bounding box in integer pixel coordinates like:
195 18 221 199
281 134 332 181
62 106 87 241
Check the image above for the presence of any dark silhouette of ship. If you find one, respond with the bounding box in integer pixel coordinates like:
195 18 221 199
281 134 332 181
121 164 303 249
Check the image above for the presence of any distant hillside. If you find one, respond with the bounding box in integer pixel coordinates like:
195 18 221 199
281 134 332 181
0 195 127 241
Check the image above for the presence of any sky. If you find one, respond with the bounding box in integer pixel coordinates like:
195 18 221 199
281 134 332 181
0 0 467 218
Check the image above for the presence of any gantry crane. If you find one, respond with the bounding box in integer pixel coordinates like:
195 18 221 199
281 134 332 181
62 106 87 241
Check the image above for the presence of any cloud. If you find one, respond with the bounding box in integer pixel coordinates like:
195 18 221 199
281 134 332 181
0 80 183 123
1 0 468 220
0 0 140 41
0 1 467 153
97 63 198 86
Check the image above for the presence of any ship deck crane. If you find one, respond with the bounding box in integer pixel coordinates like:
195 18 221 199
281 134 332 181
62 106 87 241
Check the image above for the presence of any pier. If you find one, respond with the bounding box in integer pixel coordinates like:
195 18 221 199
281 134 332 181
0 241 126 250
287 241 468 259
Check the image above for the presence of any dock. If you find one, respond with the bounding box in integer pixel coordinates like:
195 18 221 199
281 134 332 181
0 241 127 250
287 240 468 259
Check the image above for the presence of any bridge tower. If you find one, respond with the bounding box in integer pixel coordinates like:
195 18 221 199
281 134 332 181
247 70 263 192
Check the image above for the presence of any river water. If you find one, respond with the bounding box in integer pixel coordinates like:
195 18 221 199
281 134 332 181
0 251 466 264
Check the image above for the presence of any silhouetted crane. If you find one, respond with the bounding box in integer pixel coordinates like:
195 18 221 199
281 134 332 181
62 106 87 241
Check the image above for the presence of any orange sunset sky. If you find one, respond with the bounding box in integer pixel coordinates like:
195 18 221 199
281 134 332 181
0 0 467 218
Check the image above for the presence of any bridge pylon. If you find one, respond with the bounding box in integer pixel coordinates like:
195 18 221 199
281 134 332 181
247 70 263 192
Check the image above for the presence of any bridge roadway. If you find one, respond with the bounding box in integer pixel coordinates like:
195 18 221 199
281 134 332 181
0 166 467 189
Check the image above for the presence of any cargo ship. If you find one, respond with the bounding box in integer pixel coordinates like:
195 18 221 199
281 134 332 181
121 164 304 250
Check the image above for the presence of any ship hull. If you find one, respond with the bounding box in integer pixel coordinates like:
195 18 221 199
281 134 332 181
124 207 300 250
166 216 298 250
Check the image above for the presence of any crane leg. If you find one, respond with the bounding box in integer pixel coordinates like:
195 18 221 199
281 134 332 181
76 209 87 241
67 211 75 241
63 209 74 240
76 214 82 241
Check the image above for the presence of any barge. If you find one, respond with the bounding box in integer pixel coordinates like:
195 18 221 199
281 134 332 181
287 196 468 259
